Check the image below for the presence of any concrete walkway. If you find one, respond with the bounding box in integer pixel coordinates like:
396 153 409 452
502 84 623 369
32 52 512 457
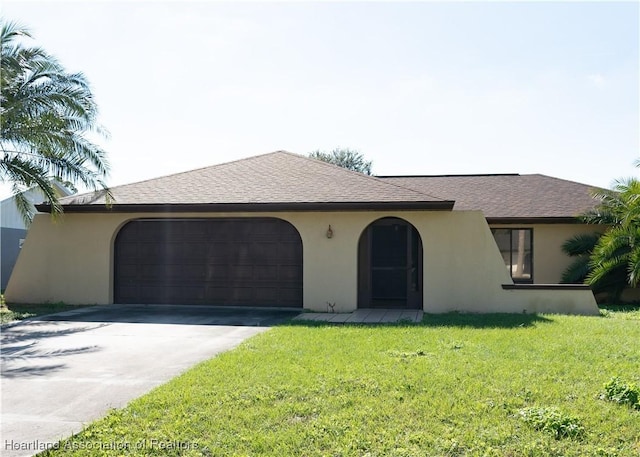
293 308 423 323
1 305 297 457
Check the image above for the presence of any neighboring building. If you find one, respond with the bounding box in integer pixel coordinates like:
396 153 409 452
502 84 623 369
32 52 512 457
1 183 73 290
5 151 600 314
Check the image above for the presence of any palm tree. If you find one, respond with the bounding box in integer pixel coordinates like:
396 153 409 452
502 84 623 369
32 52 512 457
561 163 640 301
587 178 640 294
561 232 628 299
0 20 110 222
561 232 601 284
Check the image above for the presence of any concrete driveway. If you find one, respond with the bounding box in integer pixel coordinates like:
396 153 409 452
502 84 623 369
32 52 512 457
1 305 298 457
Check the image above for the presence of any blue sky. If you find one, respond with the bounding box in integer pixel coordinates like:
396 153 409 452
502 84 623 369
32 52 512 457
3 1 639 193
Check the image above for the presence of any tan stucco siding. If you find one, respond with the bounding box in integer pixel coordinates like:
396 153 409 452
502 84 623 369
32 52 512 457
5 211 599 315
500 287 600 314
489 223 603 283
411 211 513 312
6 213 127 305
285 212 360 313
291 210 510 313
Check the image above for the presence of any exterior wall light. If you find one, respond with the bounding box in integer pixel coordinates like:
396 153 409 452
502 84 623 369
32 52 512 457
326 225 334 239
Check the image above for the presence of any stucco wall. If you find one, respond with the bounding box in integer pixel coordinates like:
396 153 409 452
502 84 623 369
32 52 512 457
489 223 603 283
5 211 598 315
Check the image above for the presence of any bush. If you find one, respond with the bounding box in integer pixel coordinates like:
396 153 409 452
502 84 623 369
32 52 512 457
601 377 640 410
519 407 585 439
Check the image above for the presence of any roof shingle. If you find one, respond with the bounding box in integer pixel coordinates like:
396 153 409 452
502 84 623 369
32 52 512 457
379 174 600 219
58 151 449 209
53 151 600 219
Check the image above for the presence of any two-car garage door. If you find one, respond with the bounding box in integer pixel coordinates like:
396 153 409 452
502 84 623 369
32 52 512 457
114 218 303 307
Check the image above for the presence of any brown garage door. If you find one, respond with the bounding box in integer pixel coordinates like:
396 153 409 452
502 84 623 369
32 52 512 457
114 218 303 307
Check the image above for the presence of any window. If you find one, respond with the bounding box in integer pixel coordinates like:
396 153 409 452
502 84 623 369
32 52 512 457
491 229 533 283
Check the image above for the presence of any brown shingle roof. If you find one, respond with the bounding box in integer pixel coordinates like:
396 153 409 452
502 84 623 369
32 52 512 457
379 174 600 220
49 152 600 219
55 151 452 211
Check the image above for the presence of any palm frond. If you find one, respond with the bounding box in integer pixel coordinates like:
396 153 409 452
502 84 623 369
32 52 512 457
0 20 31 45
560 257 591 284
628 247 640 287
561 232 600 257
588 255 627 286
0 155 63 222
0 17 110 222
592 227 635 262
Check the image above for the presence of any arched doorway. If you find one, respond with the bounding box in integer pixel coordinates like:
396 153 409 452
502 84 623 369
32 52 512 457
358 217 423 309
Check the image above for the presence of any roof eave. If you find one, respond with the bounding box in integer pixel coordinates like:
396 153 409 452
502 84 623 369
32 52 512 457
486 216 583 224
36 200 456 213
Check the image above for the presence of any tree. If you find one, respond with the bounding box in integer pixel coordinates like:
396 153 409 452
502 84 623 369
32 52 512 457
0 20 110 222
561 232 601 284
587 178 640 295
561 232 628 299
309 148 373 175
561 171 640 301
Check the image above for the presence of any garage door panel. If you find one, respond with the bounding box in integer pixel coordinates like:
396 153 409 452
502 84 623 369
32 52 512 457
254 265 278 280
115 218 302 307
206 266 229 280
182 243 208 262
280 288 303 303
183 223 208 239
117 264 138 277
205 286 228 301
208 243 230 263
230 265 254 279
232 243 253 263
116 285 138 302
138 243 166 261
229 287 254 301
208 224 231 239
255 287 277 302
139 285 166 302
116 244 138 262
279 265 303 281
139 264 163 279
174 286 205 302
182 265 206 279
230 222 252 237
278 243 302 261
254 243 278 261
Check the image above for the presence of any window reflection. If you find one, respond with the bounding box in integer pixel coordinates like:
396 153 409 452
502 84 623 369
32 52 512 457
491 229 533 283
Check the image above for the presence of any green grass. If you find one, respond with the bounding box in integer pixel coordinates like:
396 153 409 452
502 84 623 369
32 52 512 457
41 311 640 457
600 304 640 320
0 301 86 324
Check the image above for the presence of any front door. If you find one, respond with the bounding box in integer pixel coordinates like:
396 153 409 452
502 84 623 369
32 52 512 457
358 218 422 309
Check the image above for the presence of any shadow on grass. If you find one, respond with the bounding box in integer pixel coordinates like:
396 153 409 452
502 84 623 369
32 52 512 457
599 304 640 312
420 312 554 328
287 312 554 329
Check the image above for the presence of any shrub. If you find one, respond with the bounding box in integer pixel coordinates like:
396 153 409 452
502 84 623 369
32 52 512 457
519 407 585 439
601 377 640 410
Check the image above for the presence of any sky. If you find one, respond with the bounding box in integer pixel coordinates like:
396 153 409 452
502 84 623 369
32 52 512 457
2 0 639 196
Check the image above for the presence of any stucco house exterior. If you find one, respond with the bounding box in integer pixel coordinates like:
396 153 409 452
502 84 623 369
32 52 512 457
0 182 73 290
5 151 600 314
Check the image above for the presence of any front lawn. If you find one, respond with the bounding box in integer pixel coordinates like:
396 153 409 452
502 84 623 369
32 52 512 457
42 311 639 456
